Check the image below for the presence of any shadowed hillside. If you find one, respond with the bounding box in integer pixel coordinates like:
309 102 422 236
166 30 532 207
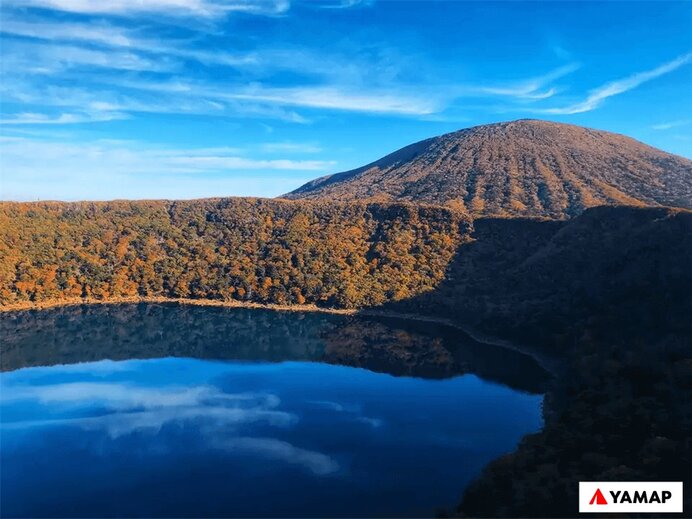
373 205 692 517
285 120 692 218
385 205 692 355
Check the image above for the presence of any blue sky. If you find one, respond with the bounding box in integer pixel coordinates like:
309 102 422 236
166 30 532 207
1 0 691 201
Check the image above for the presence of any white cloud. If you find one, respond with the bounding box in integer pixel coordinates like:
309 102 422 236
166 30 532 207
317 0 374 9
307 399 383 428
1 40 176 74
0 136 332 200
1 377 338 475
1 381 275 408
356 416 383 428
227 86 440 115
4 382 186 406
0 18 140 47
476 63 579 100
0 111 128 125
0 10 581 124
0 17 257 68
1 0 290 17
167 155 331 170
92 406 294 438
542 52 692 114
1 381 295 437
0 80 311 123
652 119 690 131
11 0 684 133
0 137 334 174
309 400 349 412
117 78 436 116
519 88 557 100
261 142 322 153
215 437 339 475
24 77 437 117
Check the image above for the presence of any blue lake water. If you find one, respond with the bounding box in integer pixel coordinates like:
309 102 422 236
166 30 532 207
0 304 546 517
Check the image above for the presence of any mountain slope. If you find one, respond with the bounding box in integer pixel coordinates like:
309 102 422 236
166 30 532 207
285 119 692 218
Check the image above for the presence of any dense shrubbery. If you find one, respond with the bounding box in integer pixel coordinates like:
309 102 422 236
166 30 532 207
0 198 469 309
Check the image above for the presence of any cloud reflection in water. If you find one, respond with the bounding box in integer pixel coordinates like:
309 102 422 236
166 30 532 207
1 372 341 474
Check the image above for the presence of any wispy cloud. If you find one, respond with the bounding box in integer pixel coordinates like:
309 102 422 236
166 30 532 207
228 86 440 115
476 63 579 100
3 382 223 407
1 0 290 17
0 4 590 126
0 111 128 125
2 381 296 438
652 119 690 131
0 137 334 173
308 399 383 428
1 39 177 74
127 76 439 115
215 437 339 475
0 136 333 200
0 17 143 47
0 16 257 68
2 376 339 475
36 77 440 117
542 52 692 114
261 142 322 153
2 0 686 155
0 37 440 120
0 78 311 123
317 0 374 9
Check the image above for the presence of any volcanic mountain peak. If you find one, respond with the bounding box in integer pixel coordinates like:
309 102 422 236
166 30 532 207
285 119 692 219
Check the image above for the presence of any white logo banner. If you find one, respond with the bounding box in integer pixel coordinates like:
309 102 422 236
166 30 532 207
579 481 683 513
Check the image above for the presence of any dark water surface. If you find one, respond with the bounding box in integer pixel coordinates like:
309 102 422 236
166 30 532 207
0 304 547 517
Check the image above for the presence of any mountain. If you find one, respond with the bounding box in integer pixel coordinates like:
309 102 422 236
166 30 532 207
285 119 692 218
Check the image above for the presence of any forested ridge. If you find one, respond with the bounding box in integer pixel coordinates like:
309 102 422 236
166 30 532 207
0 198 469 309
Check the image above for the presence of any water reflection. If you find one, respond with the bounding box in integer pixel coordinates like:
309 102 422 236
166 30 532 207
1 358 543 518
0 303 549 392
0 304 548 517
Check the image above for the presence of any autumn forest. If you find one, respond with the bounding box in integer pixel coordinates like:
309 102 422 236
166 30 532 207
0 198 468 310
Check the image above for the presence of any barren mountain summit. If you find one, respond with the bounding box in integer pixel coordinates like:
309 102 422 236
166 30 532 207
285 119 692 218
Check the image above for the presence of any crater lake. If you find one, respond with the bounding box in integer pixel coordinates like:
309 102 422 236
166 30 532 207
0 304 548 517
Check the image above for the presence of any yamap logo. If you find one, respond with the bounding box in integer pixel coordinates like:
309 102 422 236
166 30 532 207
588 488 608 505
579 482 683 513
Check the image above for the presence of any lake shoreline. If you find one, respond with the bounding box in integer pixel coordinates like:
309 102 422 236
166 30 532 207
0 296 556 373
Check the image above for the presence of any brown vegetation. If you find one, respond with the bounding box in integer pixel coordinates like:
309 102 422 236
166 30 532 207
285 120 692 218
0 198 469 309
